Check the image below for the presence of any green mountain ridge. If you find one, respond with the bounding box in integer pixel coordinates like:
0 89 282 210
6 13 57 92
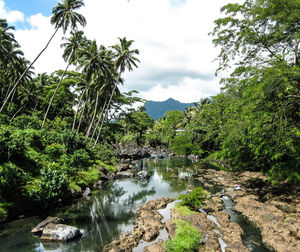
145 98 195 120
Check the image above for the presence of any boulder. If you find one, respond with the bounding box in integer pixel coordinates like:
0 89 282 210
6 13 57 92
32 216 63 235
41 223 82 241
137 171 150 180
116 171 133 179
94 180 103 189
83 187 91 196
117 163 130 172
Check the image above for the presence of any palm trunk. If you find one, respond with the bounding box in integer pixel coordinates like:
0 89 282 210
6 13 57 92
11 106 24 121
72 84 88 131
77 100 86 133
0 27 60 114
93 100 110 148
90 99 107 143
41 62 70 129
97 72 120 138
85 92 99 139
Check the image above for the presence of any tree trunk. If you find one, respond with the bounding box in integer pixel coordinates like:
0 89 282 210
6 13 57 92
72 83 89 131
90 99 107 143
41 62 70 129
93 100 110 148
0 27 60 114
77 100 86 133
96 71 120 139
85 91 99 139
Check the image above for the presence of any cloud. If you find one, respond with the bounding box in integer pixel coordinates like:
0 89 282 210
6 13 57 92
0 0 24 23
5 0 236 102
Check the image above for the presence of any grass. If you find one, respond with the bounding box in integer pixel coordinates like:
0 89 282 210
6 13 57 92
165 219 202 252
174 203 195 216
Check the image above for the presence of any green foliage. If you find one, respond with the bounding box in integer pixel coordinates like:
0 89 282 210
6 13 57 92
76 167 99 187
37 164 70 207
0 163 24 200
96 160 116 173
170 133 197 155
165 219 202 252
45 143 65 161
173 203 195 216
0 203 8 222
177 187 207 211
69 149 90 168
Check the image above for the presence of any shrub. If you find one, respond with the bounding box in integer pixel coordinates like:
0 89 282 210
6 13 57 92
37 164 70 207
69 149 90 168
177 187 206 211
165 219 202 252
0 163 24 200
45 143 65 161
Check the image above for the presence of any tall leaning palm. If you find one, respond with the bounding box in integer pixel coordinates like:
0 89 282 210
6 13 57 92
0 0 86 114
41 30 87 128
99 37 140 136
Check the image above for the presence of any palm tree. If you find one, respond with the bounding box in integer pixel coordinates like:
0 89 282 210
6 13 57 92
0 19 17 65
0 0 86 114
41 30 87 128
76 41 113 135
98 37 140 138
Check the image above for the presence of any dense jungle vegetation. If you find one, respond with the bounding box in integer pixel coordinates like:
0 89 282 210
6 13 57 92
0 0 155 222
145 0 300 182
0 0 299 223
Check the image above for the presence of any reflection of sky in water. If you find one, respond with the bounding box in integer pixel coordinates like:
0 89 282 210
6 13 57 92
0 158 198 252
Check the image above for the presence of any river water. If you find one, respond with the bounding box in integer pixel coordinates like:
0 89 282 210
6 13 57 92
0 157 269 252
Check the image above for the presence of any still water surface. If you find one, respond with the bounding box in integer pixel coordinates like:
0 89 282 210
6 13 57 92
0 158 197 252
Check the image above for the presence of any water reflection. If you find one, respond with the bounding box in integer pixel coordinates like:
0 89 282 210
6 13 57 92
0 158 199 252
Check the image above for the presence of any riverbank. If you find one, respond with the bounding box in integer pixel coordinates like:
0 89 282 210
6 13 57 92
104 163 300 252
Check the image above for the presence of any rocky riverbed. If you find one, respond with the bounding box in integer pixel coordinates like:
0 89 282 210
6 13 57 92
103 166 300 252
195 168 300 252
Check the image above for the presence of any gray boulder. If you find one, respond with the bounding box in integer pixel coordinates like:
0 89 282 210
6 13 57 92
41 223 82 241
83 187 91 196
116 171 133 179
117 163 130 172
32 216 63 235
137 171 150 180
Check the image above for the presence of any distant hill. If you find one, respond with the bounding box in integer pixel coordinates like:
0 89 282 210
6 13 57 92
145 98 195 120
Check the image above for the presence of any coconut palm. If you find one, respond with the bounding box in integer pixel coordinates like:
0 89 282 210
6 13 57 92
0 0 86 114
76 41 113 135
41 30 87 128
98 37 140 136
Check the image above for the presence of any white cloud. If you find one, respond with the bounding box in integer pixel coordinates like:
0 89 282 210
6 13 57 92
5 0 237 102
0 0 24 23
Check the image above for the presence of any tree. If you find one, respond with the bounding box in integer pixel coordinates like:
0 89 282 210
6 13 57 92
100 37 140 133
41 30 87 128
208 0 300 181
0 0 86 114
210 0 300 72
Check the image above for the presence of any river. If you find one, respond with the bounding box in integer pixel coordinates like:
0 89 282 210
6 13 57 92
0 157 269 251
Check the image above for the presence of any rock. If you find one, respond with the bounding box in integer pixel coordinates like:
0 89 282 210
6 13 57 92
117 163 130 172
94 180 103 189
137 170 150 180
145 241 166 252
116 171 133 179
32 216 63 235
107 172 116 180
41 223 82 241
83 187 91 196
103 197 173 252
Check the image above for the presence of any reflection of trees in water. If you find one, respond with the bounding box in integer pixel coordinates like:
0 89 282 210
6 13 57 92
123 187 156 206
143 158 196 192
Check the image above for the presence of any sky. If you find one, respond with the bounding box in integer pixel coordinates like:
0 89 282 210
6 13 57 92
1 0 234 103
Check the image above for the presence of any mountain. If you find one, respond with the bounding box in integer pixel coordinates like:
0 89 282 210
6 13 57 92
144 98 195 120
